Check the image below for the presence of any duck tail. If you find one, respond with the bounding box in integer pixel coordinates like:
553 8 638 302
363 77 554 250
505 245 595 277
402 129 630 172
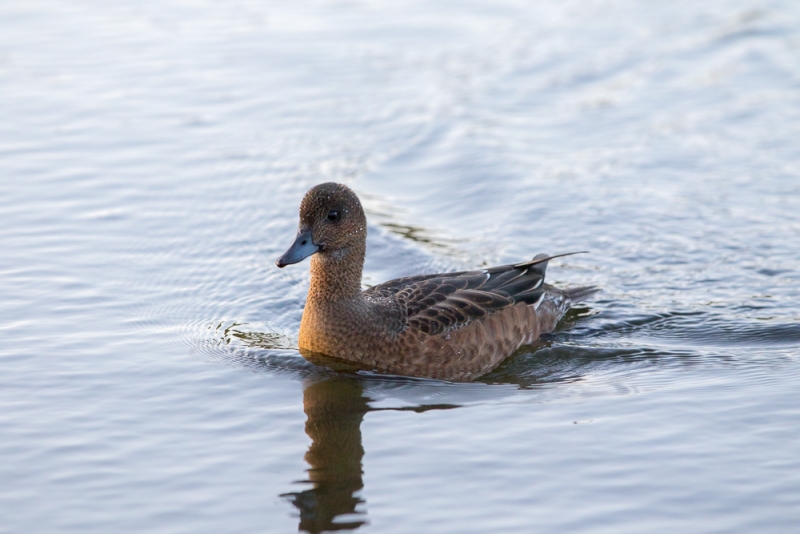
564 285 600 303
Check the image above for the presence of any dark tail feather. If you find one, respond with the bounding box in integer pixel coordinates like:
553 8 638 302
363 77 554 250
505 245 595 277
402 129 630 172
513 251 589 269
564 286 600 303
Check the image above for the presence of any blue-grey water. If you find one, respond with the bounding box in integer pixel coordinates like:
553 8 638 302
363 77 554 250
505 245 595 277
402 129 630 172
1 1 799 532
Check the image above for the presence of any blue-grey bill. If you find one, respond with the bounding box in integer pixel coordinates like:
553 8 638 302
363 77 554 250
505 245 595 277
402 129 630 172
275 229 319 267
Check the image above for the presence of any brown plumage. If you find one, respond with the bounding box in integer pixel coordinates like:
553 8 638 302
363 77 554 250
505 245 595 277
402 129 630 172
276 182 597 382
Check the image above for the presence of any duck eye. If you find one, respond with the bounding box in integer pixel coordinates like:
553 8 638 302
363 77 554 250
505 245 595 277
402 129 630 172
327 210 340 222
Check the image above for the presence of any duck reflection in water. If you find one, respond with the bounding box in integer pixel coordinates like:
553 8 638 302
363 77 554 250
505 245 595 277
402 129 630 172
281 350 459 533
281 375 370 532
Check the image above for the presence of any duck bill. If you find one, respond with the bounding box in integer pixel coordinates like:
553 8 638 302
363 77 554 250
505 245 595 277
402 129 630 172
276 229 319 268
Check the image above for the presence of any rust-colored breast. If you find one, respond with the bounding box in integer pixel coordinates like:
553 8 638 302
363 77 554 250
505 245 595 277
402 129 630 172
298 297 566 382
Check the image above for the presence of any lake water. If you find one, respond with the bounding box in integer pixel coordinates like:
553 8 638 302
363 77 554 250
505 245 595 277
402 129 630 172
1 0 799 532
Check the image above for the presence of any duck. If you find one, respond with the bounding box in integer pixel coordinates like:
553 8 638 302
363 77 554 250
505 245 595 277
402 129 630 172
276 182 597 382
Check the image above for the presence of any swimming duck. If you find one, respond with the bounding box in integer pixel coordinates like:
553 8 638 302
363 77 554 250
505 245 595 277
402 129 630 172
276 182 596 381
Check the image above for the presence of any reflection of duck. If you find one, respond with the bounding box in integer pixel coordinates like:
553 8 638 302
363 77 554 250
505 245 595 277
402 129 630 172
281 375 461 533
282 378 369 533
276 182 597 381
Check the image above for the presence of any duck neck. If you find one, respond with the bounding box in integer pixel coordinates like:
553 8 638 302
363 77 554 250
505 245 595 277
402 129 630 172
307 244 365 304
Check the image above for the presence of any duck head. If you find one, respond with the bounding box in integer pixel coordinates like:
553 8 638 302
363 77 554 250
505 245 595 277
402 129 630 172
276 183 367 268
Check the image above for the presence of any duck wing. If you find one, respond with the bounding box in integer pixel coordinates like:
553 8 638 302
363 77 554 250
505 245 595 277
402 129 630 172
366 253 582 336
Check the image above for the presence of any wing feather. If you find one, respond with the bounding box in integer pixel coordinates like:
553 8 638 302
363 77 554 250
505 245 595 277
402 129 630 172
363 252 586 336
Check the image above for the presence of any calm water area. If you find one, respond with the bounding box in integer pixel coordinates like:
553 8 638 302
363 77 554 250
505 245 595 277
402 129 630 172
1 1 800 532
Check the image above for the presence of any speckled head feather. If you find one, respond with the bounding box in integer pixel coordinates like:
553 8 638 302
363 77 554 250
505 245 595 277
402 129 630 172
298 182 367 255
276 182 597 381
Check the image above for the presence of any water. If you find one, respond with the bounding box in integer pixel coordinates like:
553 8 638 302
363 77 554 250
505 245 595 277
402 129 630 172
1 0 799 532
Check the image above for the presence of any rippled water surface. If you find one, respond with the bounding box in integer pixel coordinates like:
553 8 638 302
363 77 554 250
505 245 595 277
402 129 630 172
2 1 800 532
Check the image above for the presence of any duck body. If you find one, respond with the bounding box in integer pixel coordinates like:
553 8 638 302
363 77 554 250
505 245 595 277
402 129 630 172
277 183 596 382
